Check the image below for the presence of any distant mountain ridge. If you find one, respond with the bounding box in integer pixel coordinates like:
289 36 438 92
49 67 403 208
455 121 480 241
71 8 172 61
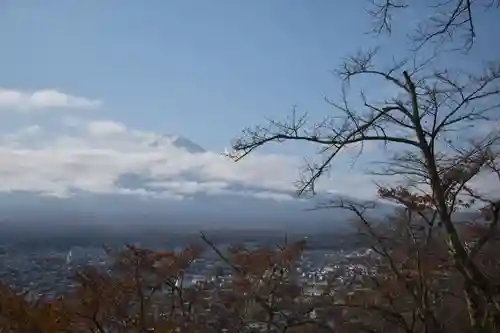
0 189 397 234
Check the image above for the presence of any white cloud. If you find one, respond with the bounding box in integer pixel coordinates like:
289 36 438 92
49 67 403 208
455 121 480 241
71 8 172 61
146 180 230 195
0 119 377 201
3 125 42 143
465 171 500 204
0 88 101 110
86 120 127 137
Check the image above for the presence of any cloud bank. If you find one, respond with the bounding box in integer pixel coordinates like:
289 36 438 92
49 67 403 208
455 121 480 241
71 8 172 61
0 88 101 111
0 117 381 201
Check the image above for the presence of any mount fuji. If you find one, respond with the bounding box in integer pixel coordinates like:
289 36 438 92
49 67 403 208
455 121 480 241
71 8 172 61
148 134 207 154
0 131 392 234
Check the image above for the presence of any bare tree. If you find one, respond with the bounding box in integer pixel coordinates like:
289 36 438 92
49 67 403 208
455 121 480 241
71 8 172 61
368 0 500 51
227 2 500 331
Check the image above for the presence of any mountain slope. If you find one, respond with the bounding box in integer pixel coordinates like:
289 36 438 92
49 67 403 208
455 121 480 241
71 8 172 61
148 134 206 153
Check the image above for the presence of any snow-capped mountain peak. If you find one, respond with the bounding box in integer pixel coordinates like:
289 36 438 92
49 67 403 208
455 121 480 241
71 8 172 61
148 134 206 153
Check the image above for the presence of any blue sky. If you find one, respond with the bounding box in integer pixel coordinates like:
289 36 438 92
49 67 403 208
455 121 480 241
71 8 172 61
0 1 498 201
1 0 392 150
